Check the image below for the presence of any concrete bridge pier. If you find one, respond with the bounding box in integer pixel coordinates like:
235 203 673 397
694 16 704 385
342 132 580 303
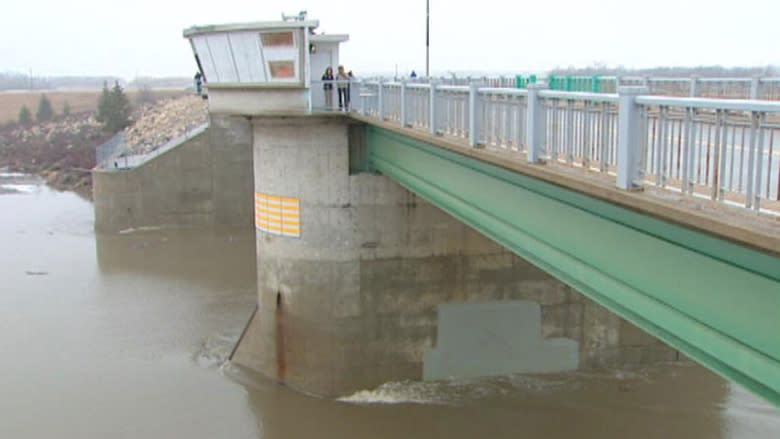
231 115 677 397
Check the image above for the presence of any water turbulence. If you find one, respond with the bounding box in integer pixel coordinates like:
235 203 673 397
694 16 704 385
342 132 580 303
194 332 241 369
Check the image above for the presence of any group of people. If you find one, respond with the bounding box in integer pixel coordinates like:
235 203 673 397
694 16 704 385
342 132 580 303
321 65 353 111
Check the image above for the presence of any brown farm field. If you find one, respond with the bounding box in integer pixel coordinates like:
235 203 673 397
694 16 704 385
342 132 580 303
0 88 187 124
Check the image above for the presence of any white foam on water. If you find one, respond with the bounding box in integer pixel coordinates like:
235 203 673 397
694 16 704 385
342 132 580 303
337 373 577 406
193 333 240 369
338 380 450 405
1 184 40 194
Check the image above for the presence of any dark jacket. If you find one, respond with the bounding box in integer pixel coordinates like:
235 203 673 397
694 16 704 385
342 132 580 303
322 72 334 90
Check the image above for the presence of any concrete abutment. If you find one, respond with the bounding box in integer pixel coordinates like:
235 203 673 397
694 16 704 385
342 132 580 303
92 114 254 233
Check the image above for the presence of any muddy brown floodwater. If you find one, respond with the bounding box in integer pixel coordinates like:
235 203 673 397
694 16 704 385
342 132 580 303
0 171 778 438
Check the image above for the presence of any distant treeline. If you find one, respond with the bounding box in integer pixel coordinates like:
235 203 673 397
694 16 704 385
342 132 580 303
0 72 191 91
0 72 52 90
128 77 192 89
0 72 123 91
548 64 780 78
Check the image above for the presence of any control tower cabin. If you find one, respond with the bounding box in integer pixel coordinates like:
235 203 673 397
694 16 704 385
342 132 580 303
183 18 349 114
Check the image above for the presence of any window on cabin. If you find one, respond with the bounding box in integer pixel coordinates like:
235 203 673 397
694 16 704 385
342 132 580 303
268 61 295 79
261 32 294 47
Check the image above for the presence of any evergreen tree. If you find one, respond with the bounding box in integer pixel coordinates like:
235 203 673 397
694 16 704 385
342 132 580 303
96 81 111 124
108 81 131 131
36 94 54 122
18 105 32 125
62 100 71 117
96 80 131 132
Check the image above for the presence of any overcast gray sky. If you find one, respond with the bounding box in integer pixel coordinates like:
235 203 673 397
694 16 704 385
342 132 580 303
1 0 778 78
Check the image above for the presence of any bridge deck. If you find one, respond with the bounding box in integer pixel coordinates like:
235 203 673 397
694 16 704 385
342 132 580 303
349 112 780 258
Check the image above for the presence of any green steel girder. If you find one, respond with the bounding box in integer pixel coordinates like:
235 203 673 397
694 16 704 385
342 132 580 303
365 125 780 406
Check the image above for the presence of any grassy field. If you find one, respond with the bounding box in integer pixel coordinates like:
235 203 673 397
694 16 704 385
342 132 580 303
0 88 187 124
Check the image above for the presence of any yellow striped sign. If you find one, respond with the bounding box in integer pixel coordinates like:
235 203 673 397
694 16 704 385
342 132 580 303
255 192 301 238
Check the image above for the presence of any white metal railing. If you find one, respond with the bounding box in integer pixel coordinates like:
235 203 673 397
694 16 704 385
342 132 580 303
479 88 528 152
359 81 380 117
436 85 470 139
406 83 430 129
540 92 620 172
384 82 402 123
635 96 780 210
381 75 780 100
341 80 780 214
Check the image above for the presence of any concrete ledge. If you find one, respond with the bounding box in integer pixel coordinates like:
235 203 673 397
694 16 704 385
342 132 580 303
208 88 308 115
250 113 357 129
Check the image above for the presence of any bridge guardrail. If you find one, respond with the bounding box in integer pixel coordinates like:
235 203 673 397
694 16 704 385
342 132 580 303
539 91 620 173
311 79 363 112
388 75 780 101
477 87 528 153
635 96 780 210
349 80 780 215
436 85 470 139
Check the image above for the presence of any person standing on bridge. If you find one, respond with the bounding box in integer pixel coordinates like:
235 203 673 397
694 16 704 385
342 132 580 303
321 67 334 109
194 71 203 96
347 70 355 109
336 65 350 111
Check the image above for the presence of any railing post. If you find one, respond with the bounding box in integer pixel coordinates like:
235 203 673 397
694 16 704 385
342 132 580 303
400 79 408 127
359 80 366 115
526 83 546 163
377 79 384 120
750 76 761 100
689 76 699 97
429 81 438 135
468 82 481 147
616 86 647 190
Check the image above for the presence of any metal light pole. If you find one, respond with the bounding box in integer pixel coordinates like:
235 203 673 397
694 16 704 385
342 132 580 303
426 0 430 78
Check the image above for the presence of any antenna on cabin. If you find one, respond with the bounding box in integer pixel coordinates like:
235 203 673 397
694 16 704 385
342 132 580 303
282 10 308 22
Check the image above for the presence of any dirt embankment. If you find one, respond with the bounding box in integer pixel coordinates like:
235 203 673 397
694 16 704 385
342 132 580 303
0 114 110 197
125 95 208 154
